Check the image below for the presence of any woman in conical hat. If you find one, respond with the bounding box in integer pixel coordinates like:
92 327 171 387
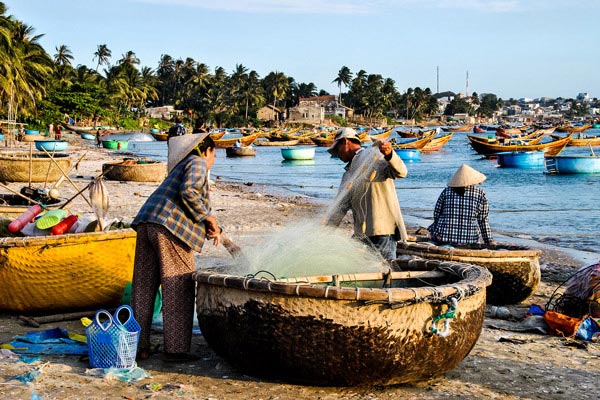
428 164 494 246
131 132 220 363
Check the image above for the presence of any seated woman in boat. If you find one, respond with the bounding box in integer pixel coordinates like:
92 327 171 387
428 164 494 246
233 140 242 148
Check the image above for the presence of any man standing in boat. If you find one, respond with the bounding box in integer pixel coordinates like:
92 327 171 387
325 128 408 260
167 115 186 141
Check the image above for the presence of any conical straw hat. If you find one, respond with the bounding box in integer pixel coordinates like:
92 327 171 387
167 132 210 173
448 164 486 187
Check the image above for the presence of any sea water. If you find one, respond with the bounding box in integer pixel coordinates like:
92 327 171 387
123 130 600 254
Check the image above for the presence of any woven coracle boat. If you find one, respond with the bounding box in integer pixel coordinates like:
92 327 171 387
0 229 136 313
0 194 69 219
0 152 72 183
193 258 492 386
396 241 541 305
102 159 167 182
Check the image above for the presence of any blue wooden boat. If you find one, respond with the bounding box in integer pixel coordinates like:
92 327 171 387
281 146 315 160
545 155 600 174
25 129 40 135
394 148 421 161
81 133 95 140
34 140 69 152
496 151 545 168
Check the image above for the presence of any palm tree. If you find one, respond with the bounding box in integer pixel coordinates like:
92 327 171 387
54 44 73 67
264 71 288 115
118 50 140 67
0 17 53 120
93 44 111 72
332 66 351 104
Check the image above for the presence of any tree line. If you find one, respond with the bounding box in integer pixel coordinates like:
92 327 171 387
1 2 505 130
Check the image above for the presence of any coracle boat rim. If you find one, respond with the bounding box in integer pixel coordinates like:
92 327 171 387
405 240 542 258
193 259 492 305
0 228 135 248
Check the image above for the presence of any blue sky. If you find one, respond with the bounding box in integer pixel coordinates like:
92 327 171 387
6 0 599 100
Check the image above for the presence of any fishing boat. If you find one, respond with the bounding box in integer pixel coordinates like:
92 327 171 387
396 128 436 138
34 140 69 152
467 133 571 156
225 146 256 157
0 228 136 313
362 129 393 143
254 139 300 147
310 135 334 147
209 131 227 141
473 126 486 133
102 159 167 182
396 241 541 305
442 124 473 133
394 148 421 161
422 133 453 152
392 133 434 150
281 146 315 160
81 133 95 141
545 154 600 174
555 123 592 133
496 151 545 168
150 131 168 141
0 152 72 183
214 133 258 149
550 133 600 147
102 139 129 150
193 258 492 386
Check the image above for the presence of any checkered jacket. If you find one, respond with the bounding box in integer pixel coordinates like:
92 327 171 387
428 186 492 245
132 154 211 253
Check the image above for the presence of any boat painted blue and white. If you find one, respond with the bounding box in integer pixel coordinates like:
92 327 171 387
281 146 315 161
394 148 421 162
545 155 600 174
34 140 69 152
496 151 545 168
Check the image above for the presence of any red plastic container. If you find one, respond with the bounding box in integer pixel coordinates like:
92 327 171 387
8 204 43 233
51 214 78 235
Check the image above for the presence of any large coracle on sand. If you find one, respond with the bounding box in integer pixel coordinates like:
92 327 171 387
193 257 492 386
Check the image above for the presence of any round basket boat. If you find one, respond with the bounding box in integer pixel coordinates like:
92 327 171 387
193 258 492 386
281 146 315 160
102 140 129 150
102 159 167 182
397 241 541 305
0 152 72 183
34 140 69 152
394 148 421 161
225 146 256 157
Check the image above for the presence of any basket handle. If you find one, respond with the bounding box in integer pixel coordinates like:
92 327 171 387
94 309 113 331
113 304 134 329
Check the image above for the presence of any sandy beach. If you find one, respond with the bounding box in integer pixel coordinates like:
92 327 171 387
1 142 599 400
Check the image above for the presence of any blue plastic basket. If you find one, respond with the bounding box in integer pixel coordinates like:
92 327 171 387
86 306 140 368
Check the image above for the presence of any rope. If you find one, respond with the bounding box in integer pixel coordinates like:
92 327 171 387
430 297 458 337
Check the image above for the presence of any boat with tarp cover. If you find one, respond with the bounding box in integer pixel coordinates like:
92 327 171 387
193 257 492 386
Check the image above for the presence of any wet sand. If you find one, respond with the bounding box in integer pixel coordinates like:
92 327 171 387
0 143 599 399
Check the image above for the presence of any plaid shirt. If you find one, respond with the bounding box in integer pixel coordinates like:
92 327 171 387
428 186 492 245
132 154 211 253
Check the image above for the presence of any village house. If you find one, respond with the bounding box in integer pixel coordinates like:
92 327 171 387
287 95 353 124
257 104 282 122
145 105 181 119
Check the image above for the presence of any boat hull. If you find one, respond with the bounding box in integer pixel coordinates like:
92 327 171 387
394 148 421 161
193 259 491 386
0 229 136 313
34 140 69 152
281 147 315 160
496 151 545 168
102 160 167 182
102 140 129 150
396 241 541 305
0 152 72 183
546 155 600 174
225 146 256 157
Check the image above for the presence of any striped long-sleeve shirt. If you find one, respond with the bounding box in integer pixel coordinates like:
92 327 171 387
132 154 211 253
428 186 492 245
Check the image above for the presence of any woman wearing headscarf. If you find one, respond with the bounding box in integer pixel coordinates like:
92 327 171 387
131 132 220 363
428 164 494 246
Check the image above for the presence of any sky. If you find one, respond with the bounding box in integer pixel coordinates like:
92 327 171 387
5 0 600 100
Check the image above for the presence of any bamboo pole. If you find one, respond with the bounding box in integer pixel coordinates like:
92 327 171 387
40 147 93 208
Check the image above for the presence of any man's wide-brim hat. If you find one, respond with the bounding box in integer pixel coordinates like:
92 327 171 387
448 164 486 187
167 132 210 173
327 127 361 157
